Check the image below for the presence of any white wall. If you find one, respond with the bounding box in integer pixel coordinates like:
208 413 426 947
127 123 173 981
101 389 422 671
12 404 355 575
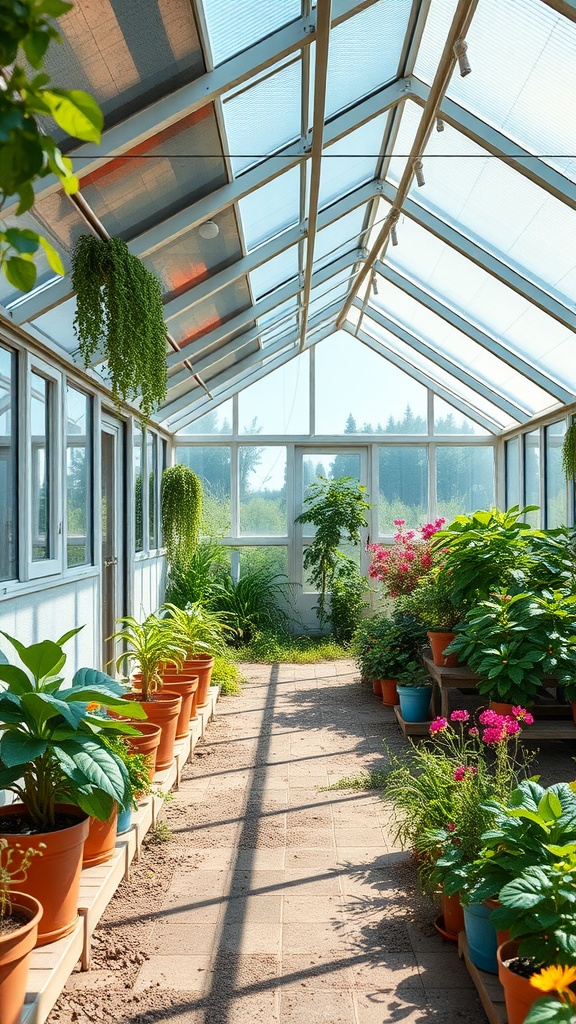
133 555 167 620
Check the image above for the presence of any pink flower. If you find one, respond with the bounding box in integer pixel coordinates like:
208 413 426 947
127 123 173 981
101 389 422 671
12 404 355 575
429 716 449 734
454 766 466 782
482 726 505 745
468 727 479 737
399 563 409 572
479 709 503 727
394 519 406 527
405 550 417 561
511 706 534 725
523 712 534 726
450 710 470 722
504 719 520 735
446 822 456 832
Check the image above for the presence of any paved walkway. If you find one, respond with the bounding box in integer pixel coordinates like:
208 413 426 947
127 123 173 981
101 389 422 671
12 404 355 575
129 661 486 1023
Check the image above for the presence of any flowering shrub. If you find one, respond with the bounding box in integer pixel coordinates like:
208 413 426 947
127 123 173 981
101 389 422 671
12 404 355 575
368 518 445 598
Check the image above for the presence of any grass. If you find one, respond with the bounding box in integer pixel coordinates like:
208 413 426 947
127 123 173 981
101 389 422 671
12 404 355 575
211 654 245 694
145 821 172 845
232 632 351 664
323 769 389 791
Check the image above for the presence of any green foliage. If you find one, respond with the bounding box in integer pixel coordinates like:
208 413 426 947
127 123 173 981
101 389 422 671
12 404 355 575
104 735 152 810
165 540 229 607
295 476 370 631
160 602 229 660
111 614 186 701
561 421 576 481
0 0 103 291
324 769 388 791
524 997 576 1023
145 820 172 845
401 567 462 632
211 564 294 646
161 465 203 569
0 629 145 830
395 660 431 688
329 557 367 643
211 655 243 695
352 611 426 680
71 236 167 421
235 631 349 663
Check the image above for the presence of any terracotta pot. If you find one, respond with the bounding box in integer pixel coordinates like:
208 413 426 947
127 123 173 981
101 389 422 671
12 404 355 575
124 721 162 781
442 890 465 936
427 631 458 668
122 691 182 771
179 657 215 707
0 803 88 946
380 678 399 707
498 940 542 1024
0 892 42 1024
372 678 382 696
489 701 515 716
157 674 200 732
83 804 118 867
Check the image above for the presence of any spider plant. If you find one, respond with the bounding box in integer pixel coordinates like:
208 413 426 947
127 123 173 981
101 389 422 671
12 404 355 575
160 602 230 660
110 614 186 701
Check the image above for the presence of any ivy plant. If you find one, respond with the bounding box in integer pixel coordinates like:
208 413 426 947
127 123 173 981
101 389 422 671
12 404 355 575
161 465 203 569
561 420 576 481
0 0 103 291
71 235 168 421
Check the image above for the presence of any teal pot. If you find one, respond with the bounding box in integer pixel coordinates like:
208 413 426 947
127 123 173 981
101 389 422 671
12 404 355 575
397 685 432 723
464 902 498 974
117 805 133 834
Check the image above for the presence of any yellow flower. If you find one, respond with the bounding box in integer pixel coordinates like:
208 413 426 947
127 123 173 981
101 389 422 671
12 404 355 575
530 965 576 995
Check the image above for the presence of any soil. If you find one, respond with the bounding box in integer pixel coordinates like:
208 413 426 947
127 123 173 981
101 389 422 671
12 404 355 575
504 956 537 979
0 812 84 835
0 909 30 936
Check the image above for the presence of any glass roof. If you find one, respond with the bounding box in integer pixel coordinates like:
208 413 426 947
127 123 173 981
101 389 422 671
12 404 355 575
9 0 575 435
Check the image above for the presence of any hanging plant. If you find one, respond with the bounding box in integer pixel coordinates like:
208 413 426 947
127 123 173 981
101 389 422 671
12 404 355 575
161 465 203 568
71 235 167 421
561 420 576 481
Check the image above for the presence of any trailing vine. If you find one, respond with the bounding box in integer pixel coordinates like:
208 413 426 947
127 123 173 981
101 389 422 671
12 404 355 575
71 235 167 421
561 420 576 481
161 465 203 568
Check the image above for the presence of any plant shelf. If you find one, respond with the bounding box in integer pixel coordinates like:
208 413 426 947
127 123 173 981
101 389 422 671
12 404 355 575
20 687 219 1024
393 706 432 737
458 932 507 1024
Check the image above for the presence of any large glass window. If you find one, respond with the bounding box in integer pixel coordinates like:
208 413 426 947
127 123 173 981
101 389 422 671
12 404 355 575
379 447 428 533
505 437 521 510
239 546 288 578
239 354 309 435
0 345 17 581
436 447 495 522
546 421 565 528
240 446 287 536
134 430 143 552
524 430 541 527
66 385 91 567
180 402 233 435
147 431 158 549
30 372 51 561
176 446 232 537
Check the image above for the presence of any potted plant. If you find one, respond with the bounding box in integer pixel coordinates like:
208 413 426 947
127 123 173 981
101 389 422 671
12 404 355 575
0 840 43 1024
352 612 426 704
395 660 433 722
402 567 462 667
111 614 186 770
104 737 152 835
0 629 143 944
160 602 230 708
524 969 576 1024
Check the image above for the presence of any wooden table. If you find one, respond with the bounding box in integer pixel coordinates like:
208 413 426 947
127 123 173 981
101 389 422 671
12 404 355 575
423 656 571 721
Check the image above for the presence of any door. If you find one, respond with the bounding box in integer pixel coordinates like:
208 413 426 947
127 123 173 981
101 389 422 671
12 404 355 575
293 447 369 631
101 415 125 672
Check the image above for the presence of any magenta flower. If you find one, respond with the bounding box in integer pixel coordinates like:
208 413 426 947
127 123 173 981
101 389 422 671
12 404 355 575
450 710 470 722
446 822 456 832
393 519 406 527
482 726 505 745
523 712 534 726
511 706 534 725
453 766 467 782
479 709 503 727
429 716 449 734
504 719 520 735
468 727 479 737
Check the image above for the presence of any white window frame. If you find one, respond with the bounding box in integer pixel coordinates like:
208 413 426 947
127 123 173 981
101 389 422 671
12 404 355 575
26 353 63 580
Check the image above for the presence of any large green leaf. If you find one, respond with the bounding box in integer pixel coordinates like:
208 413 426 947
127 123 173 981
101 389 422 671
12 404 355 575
0 731 47 767
41 89 103 143
4 257 37 293
1 635 65 684
73 788 114 822
524 998 575 1024
71 667 124 693
60 738 130 804
0 665 33 694
0 764 28 789
21 691 87 731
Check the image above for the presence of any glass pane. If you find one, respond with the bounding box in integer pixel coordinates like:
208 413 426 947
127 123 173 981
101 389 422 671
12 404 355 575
240 446 287 536
0 345 17 581
133 431 143 553
379 447 428 534
239 352 309 434
301 452 361 539
176 446 232 537
524 430 541 527
505 437 520 511
66 386 91 567
546 421 565 528
202 0 300 65
223 59 301 176
250 245 299 300
315 207 367 270
436 446 495 522
239 546 288 578
31 373 50 561
319 114 387 209
179 402 233 435
315 330 428 435
239 167 300 250
434 397 486 435
148 432 158 549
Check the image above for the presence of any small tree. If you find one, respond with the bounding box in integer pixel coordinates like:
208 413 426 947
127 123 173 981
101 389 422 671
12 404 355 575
295 476 371 640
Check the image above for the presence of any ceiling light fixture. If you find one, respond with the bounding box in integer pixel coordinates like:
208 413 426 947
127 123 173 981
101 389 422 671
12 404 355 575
453 38 471 77
436 117 445 132
371 270 378 295
413 158 425 187
391 224 398 246
198 220 219 239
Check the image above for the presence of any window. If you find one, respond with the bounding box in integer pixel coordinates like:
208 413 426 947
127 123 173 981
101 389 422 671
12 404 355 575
524 430 541 527
65 385 92 567
30 372 51 562
176 446 232 536
379 447 428 533
147 431 158 549
436 446 495 522
240 446 287 536
134 430 143 552
545 422 565 528
505 437 520 510
0 345 17 581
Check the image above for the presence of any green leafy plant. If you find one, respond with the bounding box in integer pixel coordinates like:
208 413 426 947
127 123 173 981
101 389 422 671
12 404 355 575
396 660 431 688
235 631 349 663
160 602 229 660
161 465 203 569
525 968 576 1023
165 539 229 607
0 629 145 830
211 564 294 646
401 567 462 632
0 838 43 918
329 557 367 643
104 735 152 811
71 235 167 421
0 0 103 291
210 655 244 695
295 476 370 632
561 421 576 482
111 614 186 701
353 612 426 680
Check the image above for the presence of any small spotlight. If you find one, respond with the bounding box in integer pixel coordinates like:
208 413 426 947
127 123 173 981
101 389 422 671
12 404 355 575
413 158 425 187
198 220 219 239
391 224 398 247
453 38 471 77
436 117 445 132
371 271 378 295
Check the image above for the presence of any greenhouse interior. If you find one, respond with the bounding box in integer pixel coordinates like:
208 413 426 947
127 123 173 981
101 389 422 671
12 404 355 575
0 0 575 1022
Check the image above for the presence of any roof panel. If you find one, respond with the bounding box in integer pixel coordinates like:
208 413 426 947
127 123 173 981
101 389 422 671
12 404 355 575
314 206 367 269
167 279 252 347
201 0 300 66
223 59 302 176
250 245 299 300
319 113 388 208
142 207 243 301
238 166 301 249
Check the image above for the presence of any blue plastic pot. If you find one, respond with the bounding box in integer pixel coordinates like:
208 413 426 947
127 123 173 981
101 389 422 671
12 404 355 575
396 685 432 723
116 805 133 835
464 902 498 974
